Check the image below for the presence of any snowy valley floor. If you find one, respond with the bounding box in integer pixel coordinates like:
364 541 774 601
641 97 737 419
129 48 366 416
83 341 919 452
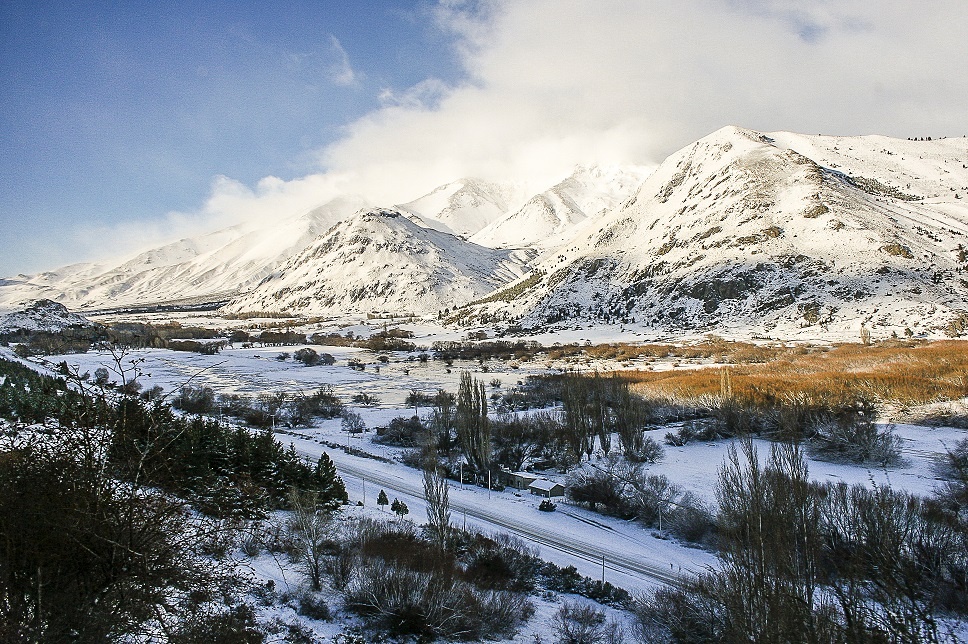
12 319 968 641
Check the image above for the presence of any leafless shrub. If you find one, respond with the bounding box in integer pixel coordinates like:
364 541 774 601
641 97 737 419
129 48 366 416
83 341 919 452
552 601 625 644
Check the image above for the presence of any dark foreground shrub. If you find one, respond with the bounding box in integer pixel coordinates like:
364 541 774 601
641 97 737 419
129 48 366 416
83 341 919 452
345 560 531 640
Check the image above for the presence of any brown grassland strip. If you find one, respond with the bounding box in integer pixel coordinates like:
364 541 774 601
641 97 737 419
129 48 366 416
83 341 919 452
626 341 968 407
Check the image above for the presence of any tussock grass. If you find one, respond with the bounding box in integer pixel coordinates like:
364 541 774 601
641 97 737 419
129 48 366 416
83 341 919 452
628 341 968 407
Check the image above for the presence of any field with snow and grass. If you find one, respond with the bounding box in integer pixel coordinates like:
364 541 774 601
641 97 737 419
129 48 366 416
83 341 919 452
3 124 968 639
5 313 968 641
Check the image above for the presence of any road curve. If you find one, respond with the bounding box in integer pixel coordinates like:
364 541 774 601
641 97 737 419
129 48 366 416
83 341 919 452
320 444 693 588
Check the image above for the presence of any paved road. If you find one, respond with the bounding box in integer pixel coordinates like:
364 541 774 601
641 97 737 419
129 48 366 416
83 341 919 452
281 433 696 589
335 456 687 586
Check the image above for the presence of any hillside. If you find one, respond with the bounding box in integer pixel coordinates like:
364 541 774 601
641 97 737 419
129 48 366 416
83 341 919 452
397 178 527 238
472 165 650 249
456 127 968 338
0 299 95 333
0 195 369 312
222 208 535 317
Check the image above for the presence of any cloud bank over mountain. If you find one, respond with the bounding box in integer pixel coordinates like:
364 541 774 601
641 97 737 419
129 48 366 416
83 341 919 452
12 0 968 274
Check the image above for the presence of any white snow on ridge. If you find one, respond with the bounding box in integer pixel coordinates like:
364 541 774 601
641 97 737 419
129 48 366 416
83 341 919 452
222 207 535 317
0 299 95 333
397 178 528 238
3 126 967 341
0 195 370 313
472 164 652 249
459 126 968 337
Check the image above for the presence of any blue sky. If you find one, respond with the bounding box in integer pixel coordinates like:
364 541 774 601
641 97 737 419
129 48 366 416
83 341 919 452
1 0 460 274
2 0 967 276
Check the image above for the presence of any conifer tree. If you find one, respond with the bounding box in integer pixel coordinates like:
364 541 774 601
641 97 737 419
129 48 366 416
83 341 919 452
390 498 409 519
377 489 389 511
313 452 348 510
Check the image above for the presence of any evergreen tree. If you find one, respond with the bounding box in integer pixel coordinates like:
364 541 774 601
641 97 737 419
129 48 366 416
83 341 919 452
377 489 389 511
391 498 409 519
313 452 348 509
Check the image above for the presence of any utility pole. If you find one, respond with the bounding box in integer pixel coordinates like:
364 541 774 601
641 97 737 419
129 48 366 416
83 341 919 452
602 554 606 583
460 462 463 490
362 476 366 505
487 470 491 500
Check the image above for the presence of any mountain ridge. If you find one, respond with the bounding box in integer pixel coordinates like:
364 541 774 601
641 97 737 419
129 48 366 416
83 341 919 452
453 126 968 337
3 126 967 338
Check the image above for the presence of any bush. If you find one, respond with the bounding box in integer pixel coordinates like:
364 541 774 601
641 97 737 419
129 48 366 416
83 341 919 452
567 468 627 516
293 347 321 366
345 560 529 640
540 563 631 608
352 392 379 406
458 531 540 593
173 385 216 414
296 592 331 621
539 499 557 512
551 601 625 644
168 603 264 643
809 400 901 466
374 416 425 446
628 435 664 463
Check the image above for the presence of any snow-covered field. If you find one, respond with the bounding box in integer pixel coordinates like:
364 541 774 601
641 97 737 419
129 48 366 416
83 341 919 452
41 341 967 586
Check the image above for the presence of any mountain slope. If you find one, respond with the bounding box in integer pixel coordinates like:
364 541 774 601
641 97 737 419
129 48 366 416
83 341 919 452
397 179 526 238
223 208 534 316
472 165 650 249
456 127 968 337
0 299 96 333
0 195 369 312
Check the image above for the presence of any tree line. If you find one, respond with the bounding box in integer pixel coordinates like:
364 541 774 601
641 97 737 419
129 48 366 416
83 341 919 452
0 355 347 640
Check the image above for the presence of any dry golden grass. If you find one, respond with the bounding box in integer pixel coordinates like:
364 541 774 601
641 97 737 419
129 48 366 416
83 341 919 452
628 341 968 407
549 336 805 364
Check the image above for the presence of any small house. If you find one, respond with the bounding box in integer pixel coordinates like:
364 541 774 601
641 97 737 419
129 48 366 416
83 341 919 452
503 471 539 491
528 479 565 498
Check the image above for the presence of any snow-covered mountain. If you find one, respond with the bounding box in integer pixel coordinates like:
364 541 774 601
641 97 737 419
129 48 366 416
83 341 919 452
0 168 642 314
4 126 966 339
222 208 534 317
0 299 96 333
0 195 370 312
472 165 650 249
457 126 968 337
397 178 526 238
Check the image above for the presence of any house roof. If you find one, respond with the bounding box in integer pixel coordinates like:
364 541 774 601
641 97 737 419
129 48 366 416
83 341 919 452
528 479 562 491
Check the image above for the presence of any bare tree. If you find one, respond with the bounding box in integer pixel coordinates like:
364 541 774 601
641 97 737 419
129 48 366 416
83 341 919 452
422 437 451 548
285 488 336 591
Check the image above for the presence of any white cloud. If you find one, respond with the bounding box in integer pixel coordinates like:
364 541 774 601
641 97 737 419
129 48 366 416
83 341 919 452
326 35 358 86
62 172 358 268
316 0 968 200
56 0 968 268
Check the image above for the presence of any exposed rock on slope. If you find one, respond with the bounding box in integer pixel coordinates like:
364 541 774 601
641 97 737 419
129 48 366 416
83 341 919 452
456 127 968 337
223 208 534 316
0 299 95 333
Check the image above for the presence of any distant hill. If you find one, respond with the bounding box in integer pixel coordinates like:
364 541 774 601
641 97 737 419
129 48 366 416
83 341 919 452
0 299 95 333
3 126 967 338
222 208 535 317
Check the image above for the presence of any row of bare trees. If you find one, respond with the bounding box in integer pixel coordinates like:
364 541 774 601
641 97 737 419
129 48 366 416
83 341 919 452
635 439 968 643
